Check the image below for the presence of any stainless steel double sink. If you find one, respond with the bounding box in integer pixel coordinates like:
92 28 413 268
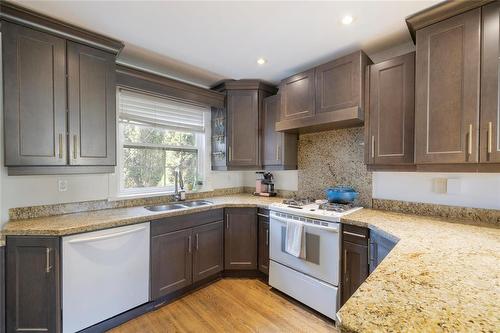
145 200 213 212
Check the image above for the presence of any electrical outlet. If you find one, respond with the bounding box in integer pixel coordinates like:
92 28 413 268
58 179 68 192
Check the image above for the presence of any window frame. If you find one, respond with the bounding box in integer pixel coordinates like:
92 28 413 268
114 89 208 198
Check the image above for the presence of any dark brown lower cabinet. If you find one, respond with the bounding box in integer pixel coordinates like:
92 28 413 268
224 208 258 270
6 237 61 333
150 210 225 300
151 229 193 299
258 210 270 275
369 230 397 274
192 221 224 282
341 225 369 306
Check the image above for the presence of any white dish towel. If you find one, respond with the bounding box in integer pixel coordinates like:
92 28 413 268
285 219 306 259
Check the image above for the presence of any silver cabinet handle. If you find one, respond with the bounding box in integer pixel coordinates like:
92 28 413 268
188 235 192 253
228 146 232 162
196 233 199 251
73 134 78 159
343 249 348 281
226 214 229 229
343 230 366 238
468 124 473 156
371 135 375 159
257 213 269 218
488 121 493 154
46 248 52 273
276 144 280 161
266 229 269 246
59 134 63 159
367 238 371 262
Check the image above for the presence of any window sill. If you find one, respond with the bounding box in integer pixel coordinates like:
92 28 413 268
108 187 211 201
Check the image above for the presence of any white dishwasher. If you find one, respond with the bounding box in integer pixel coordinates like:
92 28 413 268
62 222 150 333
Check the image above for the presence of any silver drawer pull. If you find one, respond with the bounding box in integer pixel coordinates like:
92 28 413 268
257 213 269 218
343 230 366 238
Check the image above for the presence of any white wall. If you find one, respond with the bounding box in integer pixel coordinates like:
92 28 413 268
373 172 500 210
242 170 298 191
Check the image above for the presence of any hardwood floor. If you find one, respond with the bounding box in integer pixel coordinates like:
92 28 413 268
109 278 338 332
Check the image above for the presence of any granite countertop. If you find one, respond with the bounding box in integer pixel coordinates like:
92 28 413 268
337 209 500 332
2 194 283 236
3 196 499 331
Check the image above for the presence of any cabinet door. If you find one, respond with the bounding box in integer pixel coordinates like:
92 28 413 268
368 52 415 165
226 90 259 167
67 42 116 166
315 51 362 114
369 230 397 274
341 241 368 305
281 69 315 120
263 95 298 169
415 9 480 164
258 216 270 275
151 229 192 299
6 237 60 333
3 22 67 166
192 221 223 282
224 208 257 270
481 2 500 163
263 95 283 166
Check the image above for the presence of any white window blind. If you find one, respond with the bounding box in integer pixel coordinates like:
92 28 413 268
118 89 207 133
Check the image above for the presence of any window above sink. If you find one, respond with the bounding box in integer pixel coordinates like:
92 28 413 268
115 89 210 198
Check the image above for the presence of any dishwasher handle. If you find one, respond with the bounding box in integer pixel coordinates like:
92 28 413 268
66 226 148 244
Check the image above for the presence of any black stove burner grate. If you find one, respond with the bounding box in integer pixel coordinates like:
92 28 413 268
318 202 354 212
282 197 315 207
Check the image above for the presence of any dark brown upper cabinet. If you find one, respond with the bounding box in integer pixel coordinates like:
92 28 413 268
366 52 415 167
316 51 365 114
68 42 116 166
227 89 260 167
481 1 500 163
280 69 316 121
415 9 481 165
212 80 277 171
3 22 67 167
6 236 61 333
1 3 123 175
276 51 370 133
224 208 258 270
262 95 298 169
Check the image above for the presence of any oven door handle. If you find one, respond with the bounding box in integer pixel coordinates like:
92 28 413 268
271 215 339 233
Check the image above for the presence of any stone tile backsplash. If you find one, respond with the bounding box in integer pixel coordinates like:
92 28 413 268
297 127 372 207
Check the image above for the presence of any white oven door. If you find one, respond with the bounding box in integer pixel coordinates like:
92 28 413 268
270 212 340 286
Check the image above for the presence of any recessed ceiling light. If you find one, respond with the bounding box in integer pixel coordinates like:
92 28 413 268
257 58 267 65
342 15 353 25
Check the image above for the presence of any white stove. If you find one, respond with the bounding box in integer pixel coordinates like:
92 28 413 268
268 198 362 321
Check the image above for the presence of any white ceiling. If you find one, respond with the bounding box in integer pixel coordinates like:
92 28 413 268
13 0 439 88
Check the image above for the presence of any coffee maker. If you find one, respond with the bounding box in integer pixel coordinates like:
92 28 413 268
254 171 276 197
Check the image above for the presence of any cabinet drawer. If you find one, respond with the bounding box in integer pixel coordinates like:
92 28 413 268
342 224 369 245
151 209 223 236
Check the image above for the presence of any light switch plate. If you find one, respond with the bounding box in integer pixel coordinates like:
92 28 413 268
58 179 68 192
432 178 447 194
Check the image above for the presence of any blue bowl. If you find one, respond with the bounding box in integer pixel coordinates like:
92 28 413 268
326 186 359 204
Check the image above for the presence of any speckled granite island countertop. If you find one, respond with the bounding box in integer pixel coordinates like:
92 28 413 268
2 194 282 236
337 209 500 333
